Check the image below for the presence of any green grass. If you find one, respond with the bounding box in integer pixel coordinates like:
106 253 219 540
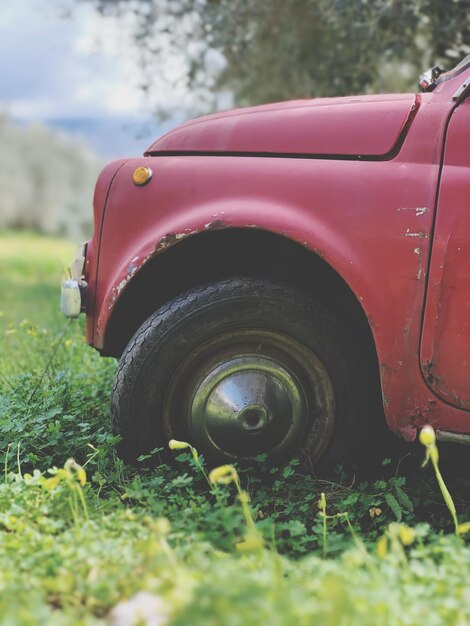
0 231 74 326
0 231 81 377
0 230 469 625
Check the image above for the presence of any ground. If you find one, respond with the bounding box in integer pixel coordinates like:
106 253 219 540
0 230 470 625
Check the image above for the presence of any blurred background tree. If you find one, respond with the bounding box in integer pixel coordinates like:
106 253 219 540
86 0 470 114
0 115 101 240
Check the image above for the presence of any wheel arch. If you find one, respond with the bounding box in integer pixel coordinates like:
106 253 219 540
102 227 380 390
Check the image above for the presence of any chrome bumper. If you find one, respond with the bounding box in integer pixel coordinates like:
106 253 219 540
60 243 88 318
60 279 88 318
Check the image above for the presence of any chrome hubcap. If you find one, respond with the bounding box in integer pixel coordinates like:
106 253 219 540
190 356 307 458
164 328 336 465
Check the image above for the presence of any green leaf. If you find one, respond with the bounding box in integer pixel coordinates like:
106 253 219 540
385 493 402 522
394 486 414 513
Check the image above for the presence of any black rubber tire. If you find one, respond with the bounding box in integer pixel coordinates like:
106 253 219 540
111 277 366 473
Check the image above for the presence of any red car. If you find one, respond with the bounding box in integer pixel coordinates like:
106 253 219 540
62 56 470 471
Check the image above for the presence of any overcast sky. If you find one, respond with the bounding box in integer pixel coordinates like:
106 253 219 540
0 0 171 157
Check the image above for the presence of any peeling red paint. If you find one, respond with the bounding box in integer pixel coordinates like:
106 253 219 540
155 223 227 253
405 398 439 431
204 219 226 231
404 229 428 239
156 233 179 252
423 359 470 409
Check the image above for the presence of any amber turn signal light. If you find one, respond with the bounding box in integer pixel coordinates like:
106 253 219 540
133 166 153 186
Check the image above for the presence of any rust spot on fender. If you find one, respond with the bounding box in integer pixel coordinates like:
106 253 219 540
397 207 429 216
109 256 141 308
156 233 179 251
155 230 198 252
406 399 440 432
414 247 423 280
424 359 470 409
204 219 225 231
127 256 139 275
155 222 227 253
96 315 105 342
404 229 428 239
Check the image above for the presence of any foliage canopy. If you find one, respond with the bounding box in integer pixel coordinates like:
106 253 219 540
87 0 470 114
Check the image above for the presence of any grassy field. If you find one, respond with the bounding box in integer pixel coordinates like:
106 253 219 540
0 231 81 377
1 230 470 625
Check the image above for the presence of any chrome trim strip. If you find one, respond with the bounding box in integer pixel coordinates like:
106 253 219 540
452 79 470 101
70 243 87 282
436 430 470 446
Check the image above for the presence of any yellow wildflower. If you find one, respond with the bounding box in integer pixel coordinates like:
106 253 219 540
235 530 264 553
209 464 237 485
43 475 61 491
168 439 191 451
376 535 388 558
76 467 87 487
419 425 436 447
154 518 171 536
397 524 415 546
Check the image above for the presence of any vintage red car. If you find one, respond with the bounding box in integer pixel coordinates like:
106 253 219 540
62 56 470 471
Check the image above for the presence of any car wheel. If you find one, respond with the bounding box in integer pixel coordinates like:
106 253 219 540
111 277 365 472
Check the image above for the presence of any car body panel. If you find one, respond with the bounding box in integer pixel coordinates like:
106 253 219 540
146 93 417 157
420 97 470 409
84 158 129 343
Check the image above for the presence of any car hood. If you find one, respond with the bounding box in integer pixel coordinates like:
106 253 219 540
146 93 419 157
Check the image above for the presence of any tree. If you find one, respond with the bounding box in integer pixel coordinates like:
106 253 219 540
0 115 102 239
86 0 470 114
